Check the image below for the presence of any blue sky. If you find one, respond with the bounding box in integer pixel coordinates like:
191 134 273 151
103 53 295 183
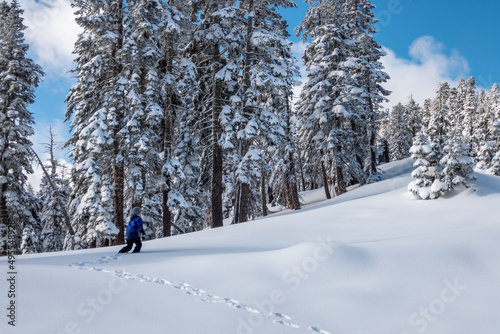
15 0 500 188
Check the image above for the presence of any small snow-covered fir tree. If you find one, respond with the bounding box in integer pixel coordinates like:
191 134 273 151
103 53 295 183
37 128 71 252
427 82 452 146
490 151 500 176
408 132 447 199
387 103 412 161
487 84 500 148
476 141 497 170
406 96 423 137
441 137 475 189
462 77 478 138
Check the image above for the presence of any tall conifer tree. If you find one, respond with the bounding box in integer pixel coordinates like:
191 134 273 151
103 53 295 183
0 0 44 254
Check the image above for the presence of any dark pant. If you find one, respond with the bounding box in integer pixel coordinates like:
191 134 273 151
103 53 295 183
119 238 142 253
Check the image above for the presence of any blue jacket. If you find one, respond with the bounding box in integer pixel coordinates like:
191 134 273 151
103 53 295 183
126 215 144 240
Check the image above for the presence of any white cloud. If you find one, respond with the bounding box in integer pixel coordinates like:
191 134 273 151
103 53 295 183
19 0 80 76
381 36 470 108
290 36 471 110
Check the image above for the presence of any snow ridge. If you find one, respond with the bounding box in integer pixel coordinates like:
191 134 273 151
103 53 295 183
69 255 331 333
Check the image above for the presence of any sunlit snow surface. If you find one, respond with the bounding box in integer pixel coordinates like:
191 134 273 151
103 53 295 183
2 158 500 334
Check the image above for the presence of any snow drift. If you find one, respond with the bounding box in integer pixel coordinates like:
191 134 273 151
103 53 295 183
1 159 499 334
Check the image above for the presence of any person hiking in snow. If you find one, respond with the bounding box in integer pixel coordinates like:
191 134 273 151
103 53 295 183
119 207 145 253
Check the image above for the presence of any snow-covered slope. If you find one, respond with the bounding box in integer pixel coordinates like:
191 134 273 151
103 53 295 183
2 159 500 334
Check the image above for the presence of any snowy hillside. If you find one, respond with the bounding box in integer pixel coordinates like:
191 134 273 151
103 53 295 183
2 159 500 334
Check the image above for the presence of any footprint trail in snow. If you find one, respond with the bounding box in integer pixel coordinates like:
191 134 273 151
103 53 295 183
69 254 331 334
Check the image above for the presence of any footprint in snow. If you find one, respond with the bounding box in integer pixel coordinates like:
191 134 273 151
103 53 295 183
308 326 331 334
68 255 329 333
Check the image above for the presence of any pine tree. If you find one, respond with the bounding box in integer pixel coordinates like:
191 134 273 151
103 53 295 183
421 98 432 133
296 0 388 198
488 84 500 149
122 0 200 237
476 141 497 170
0 0 44 255
39 127 71 252
446 87 461 138
490 151 500 176
342 0 390 176
462 76 478 148
441 137 475 189
296 0 356 197
474 91 491 148
406 96 423 138
231 0 298 223
376 108 391 164
387 103 412 161
427 82 451 146
408 132 447 199
65 0 128 248
189 0 244 227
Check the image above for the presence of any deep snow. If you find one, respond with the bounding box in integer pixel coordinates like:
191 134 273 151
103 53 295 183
1 158 500 334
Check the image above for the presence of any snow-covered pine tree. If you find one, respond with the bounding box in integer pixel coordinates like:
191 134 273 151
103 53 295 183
297 0 388 197
476 141 497 171
342 0 390 176
39 127 71 252
65 0 128 248
474 91 491 147
0 0 44 255
231 0 298 223
387 103 412 161
427 82 452 146
122 0 201 237
296 0 355 197
406 96 423 138
445 86 461 138
268 98 301 211
421 98 432 134
441 137 475 189
188 0 244 228
462 76 478 149
376 108 391 164
476 84 500 170
490 151 500 176
408 132 447 199
488 83 500 149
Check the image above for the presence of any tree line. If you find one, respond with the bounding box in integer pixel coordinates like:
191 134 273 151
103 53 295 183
381 79 500 199
1 0 498 255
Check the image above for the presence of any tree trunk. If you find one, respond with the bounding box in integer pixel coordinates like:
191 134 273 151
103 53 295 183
321 159 331 199
285 156 301 210
0 182 10 255
261 172 268 217
239 182 252 222
211 40 224 228
163 94 173 237
112 0 125 245
113 160 125 245
370 129 377 174
162 40 175 237
335 162 346 196
383 139 390 163
296 146 306 192
367 92 378 175
284 100 300 210
234 0 255 224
